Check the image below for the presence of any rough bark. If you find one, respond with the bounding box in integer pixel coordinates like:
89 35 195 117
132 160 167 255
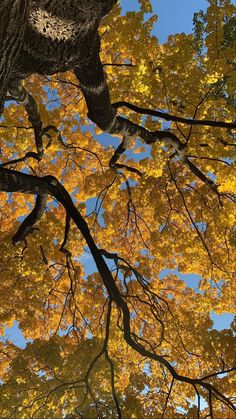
0 0 28 112
1 0 117 130
74 54 116 131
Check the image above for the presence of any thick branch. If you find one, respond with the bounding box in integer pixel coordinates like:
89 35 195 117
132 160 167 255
0 167 48 195
8 80 43 157
12 194 47 244
109 135 142 176
109 117 219 195
0 152 40 167
113 101 236 129
74 54 116 131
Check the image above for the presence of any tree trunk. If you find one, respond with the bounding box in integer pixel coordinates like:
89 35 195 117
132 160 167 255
0 0 28 113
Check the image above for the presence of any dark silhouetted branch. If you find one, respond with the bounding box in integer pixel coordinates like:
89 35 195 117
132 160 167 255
0 167 235 415
12 193 47 244
8 80 43 157
112 101 236 129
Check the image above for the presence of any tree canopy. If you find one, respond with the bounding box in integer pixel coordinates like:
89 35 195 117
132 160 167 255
0 0 235 418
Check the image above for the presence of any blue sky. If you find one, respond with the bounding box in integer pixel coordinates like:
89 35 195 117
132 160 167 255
121 0 208 43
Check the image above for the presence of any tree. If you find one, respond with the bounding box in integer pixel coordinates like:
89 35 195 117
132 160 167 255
0 0 235 417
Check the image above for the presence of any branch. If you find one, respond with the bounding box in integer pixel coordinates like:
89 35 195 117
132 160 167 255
0 152 41 167
8 80 43 157
103 62 135 68
105 348 122 419
161 378 174 419
60 212 72 256
1 167 235 415
12 193 47 244
109 116 220 196
200 367 236 382
109 135 142 176
187 155 231 166
184 157 220 197
112 101 236 129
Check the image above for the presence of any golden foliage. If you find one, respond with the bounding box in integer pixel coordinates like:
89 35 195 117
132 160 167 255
0 1 235 417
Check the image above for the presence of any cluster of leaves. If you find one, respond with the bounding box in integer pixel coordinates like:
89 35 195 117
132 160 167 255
0 0 235 417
